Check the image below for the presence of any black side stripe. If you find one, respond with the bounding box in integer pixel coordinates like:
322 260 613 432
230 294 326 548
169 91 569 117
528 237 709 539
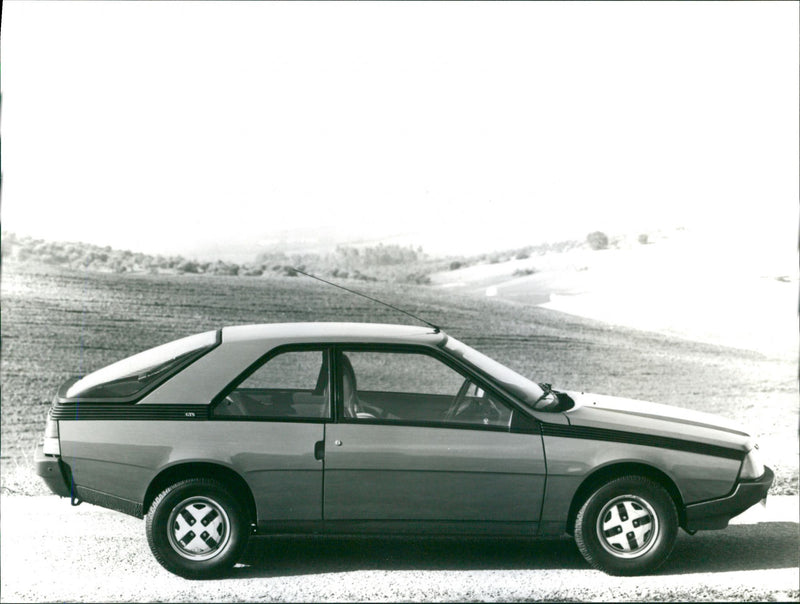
50 403 209 421
540 423 746 461
51 403 745 462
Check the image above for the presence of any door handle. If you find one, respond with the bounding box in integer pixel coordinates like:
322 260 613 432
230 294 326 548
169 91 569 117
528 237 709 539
334 439 342 446
314 440 324 460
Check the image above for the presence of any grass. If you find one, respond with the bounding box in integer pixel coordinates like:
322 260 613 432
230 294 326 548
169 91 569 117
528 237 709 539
1 262 797 496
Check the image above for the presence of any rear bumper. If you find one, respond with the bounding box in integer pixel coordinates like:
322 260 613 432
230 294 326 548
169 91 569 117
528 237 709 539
34 443 72 498
684 465 774 531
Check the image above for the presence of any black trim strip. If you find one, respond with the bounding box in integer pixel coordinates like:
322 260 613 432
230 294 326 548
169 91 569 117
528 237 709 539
336 416 512 434
51 403 209 421
74 485 144 518
540 423 745 461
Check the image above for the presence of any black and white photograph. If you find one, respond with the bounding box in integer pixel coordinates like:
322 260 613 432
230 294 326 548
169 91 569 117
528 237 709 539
1 1 798 601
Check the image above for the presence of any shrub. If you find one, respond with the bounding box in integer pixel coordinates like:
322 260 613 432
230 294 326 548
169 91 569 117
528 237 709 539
512 268 536 277
176 260 200 274
351 270 377 282
638 233 649 245
449 260 463 271
335 244 419 268
400 271 432 285
515 251 530 260
586 231 609 251
208 261 240 276
110 260 127 273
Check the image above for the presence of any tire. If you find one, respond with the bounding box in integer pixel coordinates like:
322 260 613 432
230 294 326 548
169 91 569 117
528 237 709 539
574 475 678 576
146 478 249 579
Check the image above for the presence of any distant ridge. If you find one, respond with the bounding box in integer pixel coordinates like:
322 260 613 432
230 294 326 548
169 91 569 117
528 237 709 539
1 230 583 285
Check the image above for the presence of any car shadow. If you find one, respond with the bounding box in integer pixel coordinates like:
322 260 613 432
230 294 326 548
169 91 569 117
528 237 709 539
232 522 798 579
658 522 799 575
235 535 584 578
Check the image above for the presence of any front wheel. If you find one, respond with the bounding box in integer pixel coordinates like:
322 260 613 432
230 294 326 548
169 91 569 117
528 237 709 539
574 475 678 575
146 478 249 579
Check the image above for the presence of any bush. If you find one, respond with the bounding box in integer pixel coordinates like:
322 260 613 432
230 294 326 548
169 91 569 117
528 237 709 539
638 233 649 245
512 268 536 277
449 260 463 271
400 271 432 285
335 244 419 268
176 260 200 274
515 251 530 260
351 270 377 282
586 231 609 251
208 261 240 276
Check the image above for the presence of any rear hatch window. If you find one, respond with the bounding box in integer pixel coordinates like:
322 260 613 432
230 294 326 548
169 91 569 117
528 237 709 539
63 330 219 401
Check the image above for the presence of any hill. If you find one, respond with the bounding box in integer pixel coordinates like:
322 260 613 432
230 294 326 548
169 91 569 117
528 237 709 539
1 231 580 284
429 228 798 358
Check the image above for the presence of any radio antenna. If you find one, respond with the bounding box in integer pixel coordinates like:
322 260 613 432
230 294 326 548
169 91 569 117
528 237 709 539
291 267 441 333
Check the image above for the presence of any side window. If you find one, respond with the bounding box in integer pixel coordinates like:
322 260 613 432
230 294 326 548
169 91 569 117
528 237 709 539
341 350 512 429
214 349 329 419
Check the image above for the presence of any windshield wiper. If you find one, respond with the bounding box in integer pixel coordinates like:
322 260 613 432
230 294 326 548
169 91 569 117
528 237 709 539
532 383 576 412
532 382 553 406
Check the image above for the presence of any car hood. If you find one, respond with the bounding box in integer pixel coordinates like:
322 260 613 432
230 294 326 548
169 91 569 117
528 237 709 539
562 391 754 453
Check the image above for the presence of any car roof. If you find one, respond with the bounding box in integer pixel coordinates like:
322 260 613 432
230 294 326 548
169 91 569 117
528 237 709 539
221 322 446 346
138 323 446 405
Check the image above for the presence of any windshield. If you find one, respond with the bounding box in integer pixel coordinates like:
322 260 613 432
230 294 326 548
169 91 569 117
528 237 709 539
65 330 218 400
442 335 545 407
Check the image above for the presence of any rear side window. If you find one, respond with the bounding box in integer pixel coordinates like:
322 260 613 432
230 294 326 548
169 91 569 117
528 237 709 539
213 349 330 420
65 330 219 400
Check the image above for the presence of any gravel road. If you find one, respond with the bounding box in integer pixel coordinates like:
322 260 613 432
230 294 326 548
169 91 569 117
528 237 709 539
1 495 797 602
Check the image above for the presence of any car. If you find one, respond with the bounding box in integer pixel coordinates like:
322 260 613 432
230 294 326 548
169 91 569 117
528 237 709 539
35 322 772 578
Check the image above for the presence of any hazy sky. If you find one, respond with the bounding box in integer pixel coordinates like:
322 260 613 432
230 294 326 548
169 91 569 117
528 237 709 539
2 1 798 259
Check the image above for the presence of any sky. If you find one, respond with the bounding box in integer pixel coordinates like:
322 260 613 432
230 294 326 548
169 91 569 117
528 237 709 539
2 1 798 260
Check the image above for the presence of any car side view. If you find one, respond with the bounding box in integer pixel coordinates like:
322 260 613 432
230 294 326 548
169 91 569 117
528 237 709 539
35 322 772 578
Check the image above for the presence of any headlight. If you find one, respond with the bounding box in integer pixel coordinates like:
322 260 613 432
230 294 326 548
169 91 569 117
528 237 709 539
740 444 764 480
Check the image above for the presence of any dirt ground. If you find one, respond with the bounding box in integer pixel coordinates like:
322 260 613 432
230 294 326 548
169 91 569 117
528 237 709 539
1 495 797 602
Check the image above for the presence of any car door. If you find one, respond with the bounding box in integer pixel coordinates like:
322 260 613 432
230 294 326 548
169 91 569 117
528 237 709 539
323 347 546 535
211 346 329 528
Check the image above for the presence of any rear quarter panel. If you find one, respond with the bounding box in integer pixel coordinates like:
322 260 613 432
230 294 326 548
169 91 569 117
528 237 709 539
58 420 324 521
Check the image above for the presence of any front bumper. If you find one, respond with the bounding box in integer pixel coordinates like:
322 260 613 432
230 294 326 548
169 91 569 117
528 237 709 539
684 465 774 531
34 443 73 498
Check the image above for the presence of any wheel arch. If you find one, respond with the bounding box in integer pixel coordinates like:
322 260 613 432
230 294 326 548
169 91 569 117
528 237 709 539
565 462 685 535
143 461 257 526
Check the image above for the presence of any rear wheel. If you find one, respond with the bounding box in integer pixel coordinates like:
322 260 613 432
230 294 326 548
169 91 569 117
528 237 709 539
574 475 678 575
146 478 249 579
